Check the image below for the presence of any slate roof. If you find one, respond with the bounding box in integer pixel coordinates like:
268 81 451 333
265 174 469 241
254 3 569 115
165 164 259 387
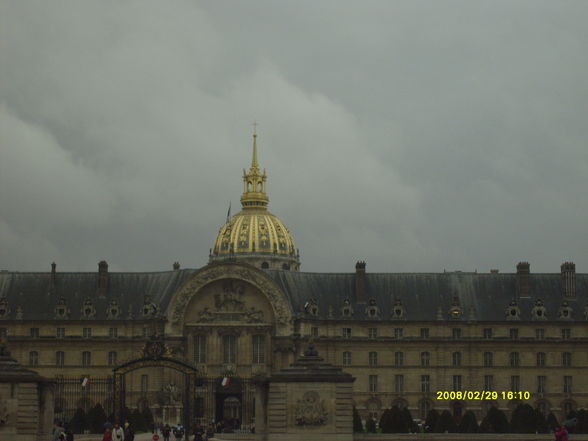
0 268 587 322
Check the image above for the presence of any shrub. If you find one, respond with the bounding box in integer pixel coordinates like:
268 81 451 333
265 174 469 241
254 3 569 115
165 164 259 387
352 407 364 433
69 408 87 434
433 410 457 433
425 409 439 432
546 412 559 432
534 408 548 433
510 404 537 433
458 410 479 433
366 418 377 433
480 406 509 433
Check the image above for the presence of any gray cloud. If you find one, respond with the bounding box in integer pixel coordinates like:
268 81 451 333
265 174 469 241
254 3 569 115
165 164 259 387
1 0 587 273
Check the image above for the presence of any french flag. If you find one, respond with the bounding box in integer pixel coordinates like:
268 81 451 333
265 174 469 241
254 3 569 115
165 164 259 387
221 377 231 387
81 377 90 387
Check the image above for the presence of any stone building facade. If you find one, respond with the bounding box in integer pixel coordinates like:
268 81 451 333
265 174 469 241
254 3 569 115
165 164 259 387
0 132 587 427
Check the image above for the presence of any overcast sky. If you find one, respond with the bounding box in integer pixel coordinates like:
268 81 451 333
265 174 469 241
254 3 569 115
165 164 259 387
1 1 587 274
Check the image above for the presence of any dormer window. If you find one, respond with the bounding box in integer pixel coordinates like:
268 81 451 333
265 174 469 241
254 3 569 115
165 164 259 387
366 298 379 318
54 297 70 319
449 296 462 319
341 299 354 317
558 301 573 320
107 300 121 319
304 299 319 316
142 295 159 317
505 300 521 321
391 298 405 320
81 298 96 318
531 299 547 320
0 297 9 318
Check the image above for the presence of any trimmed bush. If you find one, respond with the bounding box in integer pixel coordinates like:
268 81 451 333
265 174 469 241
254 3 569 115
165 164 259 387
510 403 536 433
546 412 559 432
69 408 87 434
534 408 548 433
425 409 439 432
87 403 108 433
366 418 377 433
458 410 479 433
480 406 509 433
353 407 363 433
433 410 457 433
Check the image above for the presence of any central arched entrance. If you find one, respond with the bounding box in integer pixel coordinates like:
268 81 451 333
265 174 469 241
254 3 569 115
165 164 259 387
214 377 243 427
113 337 198 434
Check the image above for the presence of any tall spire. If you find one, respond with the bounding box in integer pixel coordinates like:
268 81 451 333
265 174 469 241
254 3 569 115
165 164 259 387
241 124 269 210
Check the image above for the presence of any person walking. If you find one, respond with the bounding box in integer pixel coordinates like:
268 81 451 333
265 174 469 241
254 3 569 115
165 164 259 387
52 421 65 441
124 421 135 441
102 427 113 441
163 424 171 441
555 424 569 441
112 422 125 441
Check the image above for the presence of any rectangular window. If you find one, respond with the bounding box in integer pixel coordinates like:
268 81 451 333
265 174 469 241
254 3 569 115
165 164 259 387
420 328 429 338
536 329 545 340
29 351 38 366
395 351 404 367
537 376 546 394
369 375 378 393
222 335 237 364
395 375 404 393
537 352 546 367
561 329 571 340
194 335 206 363
394 328 403 339
452 352 461 367
452 375 462 391
342 328 352 338
108 351 117 366
82 351 91 366
484 375 493 391
421 352 430 367
564 376 572 393
30 328 39 338
511 376 520 392
56 328 65 338
421 375 430 393
142 326 148 337
368 328 378 339
369 352 378 366
56 351 65 367
510 328 519 340
310 327 319 337
452 328 462 339
141 374 148 393
343 351 352 366
510 352 520 367
252 335 265 364
562 352 572 367
109 328 118 338
83 328 91 339
483 328 493 339
484 352 493 367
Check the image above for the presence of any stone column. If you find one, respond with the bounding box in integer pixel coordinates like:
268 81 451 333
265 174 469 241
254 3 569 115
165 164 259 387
254 381 268 435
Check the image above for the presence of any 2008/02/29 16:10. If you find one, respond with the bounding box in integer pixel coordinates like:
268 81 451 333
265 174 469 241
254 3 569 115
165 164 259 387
436 391 531 400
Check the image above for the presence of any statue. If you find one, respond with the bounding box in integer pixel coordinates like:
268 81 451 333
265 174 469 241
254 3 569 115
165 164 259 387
164 382 181 404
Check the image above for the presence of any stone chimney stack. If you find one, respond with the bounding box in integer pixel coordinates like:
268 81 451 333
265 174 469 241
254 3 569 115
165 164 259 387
98 260 108 297
561 261 576 298
516 262 530 298
51 262 56 283
173 261 180 270
355 261 367 303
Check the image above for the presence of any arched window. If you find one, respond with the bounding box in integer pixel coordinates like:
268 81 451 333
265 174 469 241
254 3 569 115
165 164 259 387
419 400 431 420
108 351 117 366
421 352 430 367
452 352 461 367
29 351 38 366
56 351 64 367
223 335 237 364
82 351 91 366
452 401 463 418
261 262 269 269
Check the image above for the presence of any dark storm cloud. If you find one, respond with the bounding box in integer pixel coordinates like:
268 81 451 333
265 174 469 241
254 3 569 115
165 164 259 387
1 0 587 273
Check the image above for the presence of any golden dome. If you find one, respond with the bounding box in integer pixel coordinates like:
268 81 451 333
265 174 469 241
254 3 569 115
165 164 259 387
209 128 300 270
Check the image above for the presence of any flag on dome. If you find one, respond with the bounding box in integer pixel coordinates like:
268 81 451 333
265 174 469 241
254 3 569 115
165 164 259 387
221 377 231 387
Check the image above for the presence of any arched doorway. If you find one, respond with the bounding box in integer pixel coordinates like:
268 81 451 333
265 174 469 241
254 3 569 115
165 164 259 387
215 377 243 426
113 337 198 434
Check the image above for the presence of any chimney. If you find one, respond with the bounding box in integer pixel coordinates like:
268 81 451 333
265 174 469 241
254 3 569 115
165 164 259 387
98 260 108 297
355 261 367 303
561 261 576 298
173 261 180 270
50 262 57 285
516 262 530 298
